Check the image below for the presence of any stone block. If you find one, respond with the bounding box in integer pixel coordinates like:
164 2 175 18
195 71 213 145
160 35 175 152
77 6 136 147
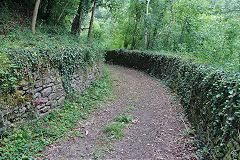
26 104 32 109
71 83 77 88
32 72 40 80
52 84 63 92
36 104 45 110
55 90 64 99
35 80 43 88
58 97 65 106
34 92 41 99
46 83 54 87
51 100 58 108
41 87 52 97
19 107 26 114
44 77 52 85
46 101 51 106
49 93 57 101
40 106 50 113
1 109 11 116
35 87 43 92
88 74 94 80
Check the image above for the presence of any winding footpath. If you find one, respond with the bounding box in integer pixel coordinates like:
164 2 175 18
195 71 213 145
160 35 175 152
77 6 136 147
42 65 195 160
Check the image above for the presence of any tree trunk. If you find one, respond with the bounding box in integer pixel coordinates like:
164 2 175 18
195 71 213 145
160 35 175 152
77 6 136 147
31 0 41 34
88 0 97 40
71 0 84 35
170 4 175 22
178 17 188 46
131 2 142 50
144 0 150 49
149 0 169 49
55 0 70 26
131 22 138 50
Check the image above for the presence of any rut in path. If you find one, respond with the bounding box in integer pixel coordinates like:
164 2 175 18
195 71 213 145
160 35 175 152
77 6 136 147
42 65 195 160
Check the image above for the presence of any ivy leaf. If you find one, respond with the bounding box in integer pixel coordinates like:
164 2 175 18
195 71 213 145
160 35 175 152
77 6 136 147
229 90 234 95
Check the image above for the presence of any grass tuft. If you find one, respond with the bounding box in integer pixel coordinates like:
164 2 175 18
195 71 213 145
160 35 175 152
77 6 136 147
115 115 133 124
103 122 126 140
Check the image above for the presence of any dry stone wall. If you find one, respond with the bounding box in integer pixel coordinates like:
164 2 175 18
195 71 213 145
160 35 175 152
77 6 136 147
0 66 100 132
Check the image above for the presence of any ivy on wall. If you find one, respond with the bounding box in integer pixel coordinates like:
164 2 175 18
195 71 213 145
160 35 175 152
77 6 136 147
0 45 99 109
105 49 240 159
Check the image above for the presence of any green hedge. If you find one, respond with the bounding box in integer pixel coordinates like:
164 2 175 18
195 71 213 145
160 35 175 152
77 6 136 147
105 49 240 159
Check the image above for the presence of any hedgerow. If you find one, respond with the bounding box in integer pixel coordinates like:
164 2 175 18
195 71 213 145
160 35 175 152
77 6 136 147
105 49 240 159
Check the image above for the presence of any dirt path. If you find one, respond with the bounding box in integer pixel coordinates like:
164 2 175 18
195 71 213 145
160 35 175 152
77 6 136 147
42 65 195 160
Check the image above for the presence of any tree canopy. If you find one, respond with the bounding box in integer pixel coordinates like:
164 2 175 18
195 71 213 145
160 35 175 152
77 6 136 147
0 0 239 71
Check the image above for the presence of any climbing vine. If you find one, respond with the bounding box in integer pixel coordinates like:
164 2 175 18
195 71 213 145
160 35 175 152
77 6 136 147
105 49 240 159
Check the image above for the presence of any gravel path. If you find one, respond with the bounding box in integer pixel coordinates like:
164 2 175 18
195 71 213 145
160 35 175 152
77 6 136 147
42 65 195 160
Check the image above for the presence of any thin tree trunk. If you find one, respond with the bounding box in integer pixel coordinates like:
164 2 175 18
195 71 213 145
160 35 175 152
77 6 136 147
170 4 175 22
131 2 142 50
144 0 150 49
77 4 85 37
178 17 188 46
88 0 97 40
149 0 169 49
71 0 84 35
55 1 70 26
31 0 41 34
131 22 138 50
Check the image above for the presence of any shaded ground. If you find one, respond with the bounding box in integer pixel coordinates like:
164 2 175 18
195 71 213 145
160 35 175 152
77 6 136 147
42 65 195 160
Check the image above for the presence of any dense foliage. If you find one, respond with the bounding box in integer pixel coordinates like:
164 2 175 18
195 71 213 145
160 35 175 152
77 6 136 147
2 0 239 71
0 4 104 96
104 0 239 72
106 49 240 159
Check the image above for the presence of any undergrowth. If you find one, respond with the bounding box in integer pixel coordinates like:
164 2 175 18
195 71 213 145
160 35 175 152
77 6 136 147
0 69 112 160
0 5 106 97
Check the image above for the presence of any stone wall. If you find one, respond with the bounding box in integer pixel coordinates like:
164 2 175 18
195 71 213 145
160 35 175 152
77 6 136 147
0 66 100 132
